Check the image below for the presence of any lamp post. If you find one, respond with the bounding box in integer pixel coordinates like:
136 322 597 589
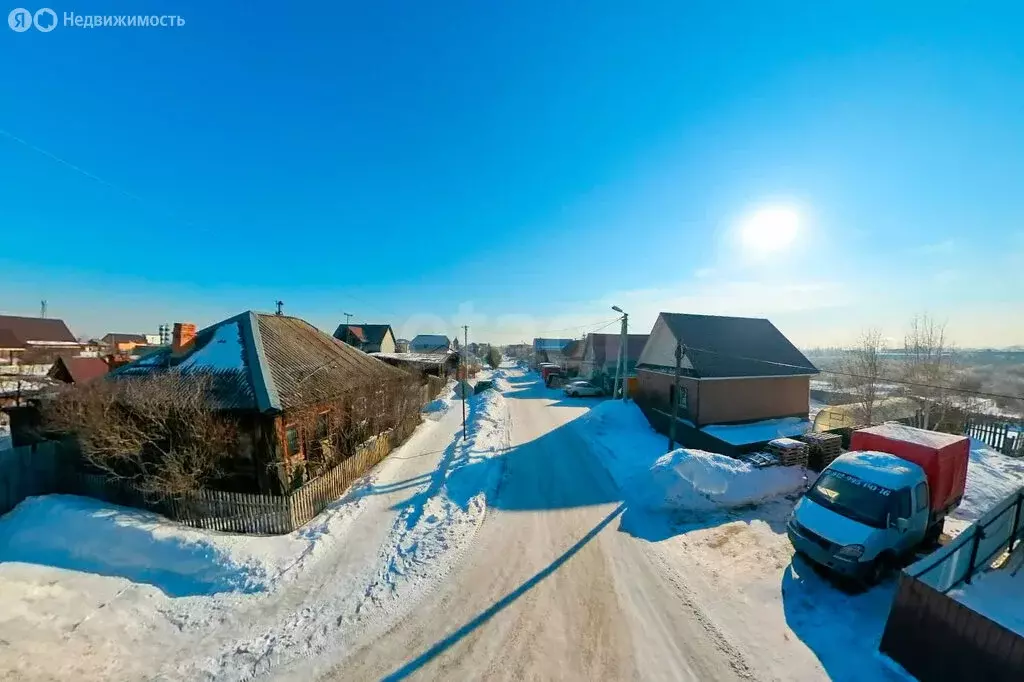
611 306 627 400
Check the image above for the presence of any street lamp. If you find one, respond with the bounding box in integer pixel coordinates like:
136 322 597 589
610 306 627 400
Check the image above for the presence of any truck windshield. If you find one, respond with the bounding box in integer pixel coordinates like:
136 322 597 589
807 470 895 529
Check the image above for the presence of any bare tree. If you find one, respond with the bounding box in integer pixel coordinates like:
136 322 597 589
837 328 886 426
902 313 958 430
45 374 238 497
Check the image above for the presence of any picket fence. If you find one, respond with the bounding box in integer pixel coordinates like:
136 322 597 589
0 416 420 535
965 416 1024 457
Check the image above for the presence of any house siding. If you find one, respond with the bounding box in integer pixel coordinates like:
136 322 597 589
636 369 809 426
378 330 396 354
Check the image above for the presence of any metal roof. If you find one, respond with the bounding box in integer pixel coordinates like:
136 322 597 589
651 312 818 379
111 311 404 413
0 315 76 344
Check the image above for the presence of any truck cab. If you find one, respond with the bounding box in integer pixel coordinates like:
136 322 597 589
788 452 932 584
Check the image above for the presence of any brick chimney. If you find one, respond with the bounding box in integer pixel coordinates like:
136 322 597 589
172 323 196 353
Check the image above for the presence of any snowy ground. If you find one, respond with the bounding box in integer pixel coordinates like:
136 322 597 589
0 370 512 681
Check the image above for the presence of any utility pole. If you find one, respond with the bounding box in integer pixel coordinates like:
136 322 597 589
461 324 469 442
669 342 685 452
618 312 628 400
40 300 47 319
275 300 284 315
611 306 625 399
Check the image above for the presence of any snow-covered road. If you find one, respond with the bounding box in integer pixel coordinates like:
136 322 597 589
315 374 753 681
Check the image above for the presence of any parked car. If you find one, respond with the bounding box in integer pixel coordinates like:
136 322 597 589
474 380 495 394
564 380 602 397
787 423 969 585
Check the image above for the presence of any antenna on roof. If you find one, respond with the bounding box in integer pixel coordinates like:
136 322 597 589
343 312 353 326
275 300 284 316
40 300 47 318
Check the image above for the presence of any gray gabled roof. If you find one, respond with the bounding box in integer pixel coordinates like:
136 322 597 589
410 334 450 351
643 312 818 379
112 311 404 413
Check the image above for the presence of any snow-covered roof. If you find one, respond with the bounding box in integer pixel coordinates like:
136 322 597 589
700 417 811 446
828 451 923 489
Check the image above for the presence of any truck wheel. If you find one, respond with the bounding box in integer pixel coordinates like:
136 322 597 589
865 553 894 587
925 520 944 547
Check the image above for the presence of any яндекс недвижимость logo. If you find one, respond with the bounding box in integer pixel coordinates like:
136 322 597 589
8 7 56 31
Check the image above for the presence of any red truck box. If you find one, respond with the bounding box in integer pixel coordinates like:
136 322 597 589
850 423 969 515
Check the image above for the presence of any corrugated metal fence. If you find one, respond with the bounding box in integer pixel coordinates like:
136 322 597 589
0 416 420 535
880 487 1024 681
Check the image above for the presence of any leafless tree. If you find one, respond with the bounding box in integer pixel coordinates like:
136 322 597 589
44 374 238 497
902 313 958 430
836 328 887 426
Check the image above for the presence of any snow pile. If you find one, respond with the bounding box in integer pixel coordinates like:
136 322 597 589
951 438 1024 523
577 401 805 512
368 389 510 603
0 494 362 598
422 396 453 420
635 448 807 512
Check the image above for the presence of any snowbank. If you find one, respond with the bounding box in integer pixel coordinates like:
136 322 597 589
577 401 805 512
0 494 361 597
422 397 453 421
635 449 807 512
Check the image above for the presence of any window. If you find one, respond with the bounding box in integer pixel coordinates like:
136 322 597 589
915 482 929 512
669 385 688 412
285 425 301 458
893 488 912 519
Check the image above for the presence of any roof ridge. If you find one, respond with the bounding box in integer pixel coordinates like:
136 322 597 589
245 311 280 412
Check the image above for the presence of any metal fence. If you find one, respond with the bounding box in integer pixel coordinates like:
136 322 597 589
879 487 1024 681
966 416 1024 457
909 487 1024 593
0 416 420 535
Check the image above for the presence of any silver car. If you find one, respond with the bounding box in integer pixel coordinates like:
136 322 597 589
564 380 602 397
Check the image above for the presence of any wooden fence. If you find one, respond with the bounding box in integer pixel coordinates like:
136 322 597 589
879 487 1024 680
0 442 59 515
0 416 421 535
966 416 1024 457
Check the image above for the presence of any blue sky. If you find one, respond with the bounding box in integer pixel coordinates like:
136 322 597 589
2 1 1022 347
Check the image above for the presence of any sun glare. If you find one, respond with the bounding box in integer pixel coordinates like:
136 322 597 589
739 206 800 252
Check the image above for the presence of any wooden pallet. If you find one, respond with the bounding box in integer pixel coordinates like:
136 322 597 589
799 432 843 470
766 438 809 467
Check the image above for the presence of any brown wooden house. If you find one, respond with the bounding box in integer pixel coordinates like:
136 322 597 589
635 312 819 453
111 311 411 493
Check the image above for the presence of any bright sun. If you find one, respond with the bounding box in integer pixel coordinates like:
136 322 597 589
739 206 800 252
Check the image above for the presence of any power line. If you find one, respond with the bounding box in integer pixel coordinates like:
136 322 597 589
677 345 1024 402
532 317 621 337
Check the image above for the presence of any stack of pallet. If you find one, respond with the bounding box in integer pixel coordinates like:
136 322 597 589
799 431 843 471
766 437 809 467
